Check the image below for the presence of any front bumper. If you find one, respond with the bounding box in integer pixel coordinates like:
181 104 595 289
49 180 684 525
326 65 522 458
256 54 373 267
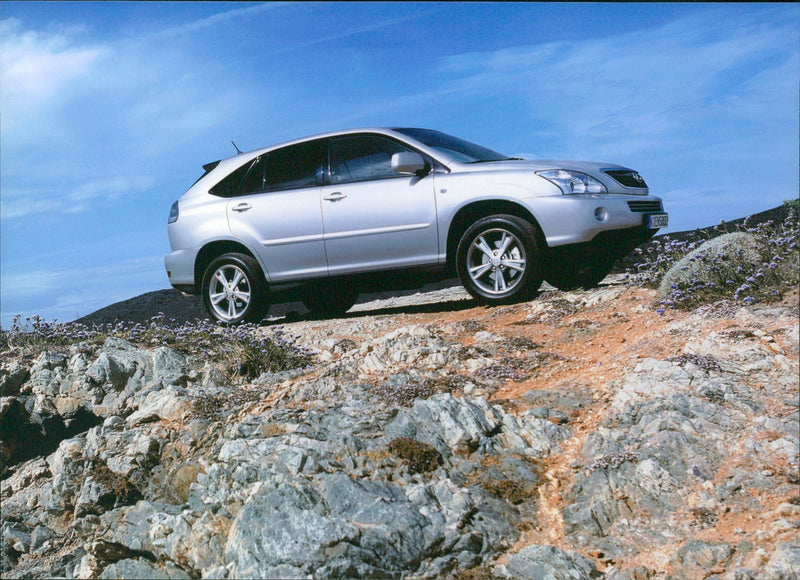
529 194 666 247
545 223 658 272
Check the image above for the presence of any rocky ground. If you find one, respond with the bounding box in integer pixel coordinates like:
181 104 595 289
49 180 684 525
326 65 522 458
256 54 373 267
2 276 799 579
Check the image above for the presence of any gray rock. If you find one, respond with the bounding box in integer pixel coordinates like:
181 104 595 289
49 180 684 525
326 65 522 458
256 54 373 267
45 437 89 517
29 525 54 553
385 394 504 456
99 557 191 579
152 347 190 387
225 480 359 578
658 232 762 298
385 393 568 461
226 472 518 579
2 523 31 554
74 475 116 518
762 540 800 580
499 544 601 579
126 386 192 426
0 363 29 396
2 279 797 580
87 501 183 563
671 540 734 577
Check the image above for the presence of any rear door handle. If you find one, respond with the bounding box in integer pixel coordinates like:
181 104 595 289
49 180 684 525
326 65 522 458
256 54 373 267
323 192 347 202
232 202 252 212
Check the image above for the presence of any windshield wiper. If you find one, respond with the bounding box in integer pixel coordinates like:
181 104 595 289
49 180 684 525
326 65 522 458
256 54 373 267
467 157 510 164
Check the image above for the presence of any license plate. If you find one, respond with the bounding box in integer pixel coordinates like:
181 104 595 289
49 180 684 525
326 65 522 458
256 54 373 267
647 213 669 229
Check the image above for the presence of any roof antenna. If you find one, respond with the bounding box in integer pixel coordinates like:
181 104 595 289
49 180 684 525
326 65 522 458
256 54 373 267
231 140 243 155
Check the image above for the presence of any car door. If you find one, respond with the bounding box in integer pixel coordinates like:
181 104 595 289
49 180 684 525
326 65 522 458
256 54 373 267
226 139 328 281
321 134 439 275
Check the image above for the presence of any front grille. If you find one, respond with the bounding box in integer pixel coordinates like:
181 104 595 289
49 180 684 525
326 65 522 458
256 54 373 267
604 169 648 189
627 200 663 213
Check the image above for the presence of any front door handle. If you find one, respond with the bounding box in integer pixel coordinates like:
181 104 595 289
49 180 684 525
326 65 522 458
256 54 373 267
323 192 347 202
232 203 252 212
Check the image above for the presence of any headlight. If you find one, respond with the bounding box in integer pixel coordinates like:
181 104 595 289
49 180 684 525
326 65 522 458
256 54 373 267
168 201 179 224
536 169 607 195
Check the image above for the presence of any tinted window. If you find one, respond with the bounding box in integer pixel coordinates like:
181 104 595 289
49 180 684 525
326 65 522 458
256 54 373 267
209 159 256 197
209 139 327 197
393 128 507 163
330 135 412 185
263 139 327 192
238 155 266 194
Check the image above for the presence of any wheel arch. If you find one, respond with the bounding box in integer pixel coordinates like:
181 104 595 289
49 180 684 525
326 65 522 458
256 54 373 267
194 240 263 293
445 200 546 274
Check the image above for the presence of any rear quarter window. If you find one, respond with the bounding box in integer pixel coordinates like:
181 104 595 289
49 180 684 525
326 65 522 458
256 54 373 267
209 139 328 197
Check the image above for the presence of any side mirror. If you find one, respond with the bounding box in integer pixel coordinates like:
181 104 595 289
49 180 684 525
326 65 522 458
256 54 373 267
391 152 427 175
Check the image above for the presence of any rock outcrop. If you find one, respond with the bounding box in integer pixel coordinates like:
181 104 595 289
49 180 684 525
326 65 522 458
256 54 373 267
2 283 798 579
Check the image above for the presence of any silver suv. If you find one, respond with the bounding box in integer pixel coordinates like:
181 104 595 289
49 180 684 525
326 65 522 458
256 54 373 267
165 128 667 323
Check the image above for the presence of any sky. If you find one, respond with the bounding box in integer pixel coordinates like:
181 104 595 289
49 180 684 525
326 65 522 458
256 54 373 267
1 2 798 327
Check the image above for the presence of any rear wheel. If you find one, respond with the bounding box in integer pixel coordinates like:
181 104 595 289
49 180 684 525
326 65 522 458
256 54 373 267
300 279 359 318
455 214 542 304
202 253 269 324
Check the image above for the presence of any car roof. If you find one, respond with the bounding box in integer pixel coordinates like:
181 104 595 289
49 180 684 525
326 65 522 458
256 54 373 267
238 127 410 158
186 128 440 196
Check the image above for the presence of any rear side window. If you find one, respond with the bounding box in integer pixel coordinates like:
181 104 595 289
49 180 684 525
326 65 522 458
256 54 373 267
209 139 327 197
209 159 256 197
263 139 327 192
330 135 412 185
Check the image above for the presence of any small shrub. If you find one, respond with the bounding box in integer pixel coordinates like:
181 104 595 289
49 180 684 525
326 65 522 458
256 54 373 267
668 353 722 373
473 364 527 382
483 478 527 505
193 390 263 418
1 314 313 381
506 337 542 351
387 437 443 474
374 379 437 407
628 202 798 311
657 232 762 305
193 394 226 419
627 234 709 288
588 451 638 472
88 461 141 505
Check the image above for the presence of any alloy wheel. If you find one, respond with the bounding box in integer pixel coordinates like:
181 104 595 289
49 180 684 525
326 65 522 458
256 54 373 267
465 227 527 295
208 264 252 321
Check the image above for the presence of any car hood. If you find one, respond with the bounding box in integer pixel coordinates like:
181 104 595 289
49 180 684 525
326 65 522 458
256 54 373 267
449 159 630 174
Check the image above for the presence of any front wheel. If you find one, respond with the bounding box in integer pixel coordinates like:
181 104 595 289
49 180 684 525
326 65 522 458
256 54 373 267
202 253 269 324
455 214 543 305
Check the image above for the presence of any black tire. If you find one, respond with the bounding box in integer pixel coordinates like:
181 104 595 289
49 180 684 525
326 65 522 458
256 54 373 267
300 279 359 318
455 214 543 305
201 253 269 324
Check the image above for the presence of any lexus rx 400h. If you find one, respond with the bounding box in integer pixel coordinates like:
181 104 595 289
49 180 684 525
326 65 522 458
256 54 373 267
165 128 667 323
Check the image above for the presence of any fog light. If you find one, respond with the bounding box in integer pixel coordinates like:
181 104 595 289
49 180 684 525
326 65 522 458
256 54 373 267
594 207 608 222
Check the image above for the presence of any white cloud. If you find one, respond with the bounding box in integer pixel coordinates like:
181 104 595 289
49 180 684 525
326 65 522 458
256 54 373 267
1 255 161 299
0 19 108 131
150 3 286 40
0 16 256 220
1 174 157 219
433 9 798 160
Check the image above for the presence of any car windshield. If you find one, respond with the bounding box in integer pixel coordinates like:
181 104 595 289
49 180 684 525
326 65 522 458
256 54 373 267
393 128 509 163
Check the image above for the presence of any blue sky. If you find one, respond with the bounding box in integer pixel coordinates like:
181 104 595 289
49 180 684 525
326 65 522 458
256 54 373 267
1 2 798 327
